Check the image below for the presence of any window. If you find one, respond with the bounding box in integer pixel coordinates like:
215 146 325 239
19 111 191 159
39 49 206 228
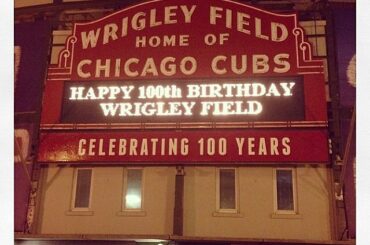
72 168 93 210
274 168 297 214
216 168 238 213
123 168 143 210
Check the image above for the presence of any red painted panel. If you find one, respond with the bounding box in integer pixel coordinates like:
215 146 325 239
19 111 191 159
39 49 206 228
303 73 327 121
41 80 64 124
38 129 329 163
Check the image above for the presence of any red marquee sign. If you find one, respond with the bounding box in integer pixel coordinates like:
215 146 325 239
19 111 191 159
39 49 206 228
39 0 329 165
38 129 329 163
49 0 323 80
42 0 327 124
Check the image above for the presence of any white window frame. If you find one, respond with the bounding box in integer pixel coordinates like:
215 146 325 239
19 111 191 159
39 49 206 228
216 167 239 213
122 168 144 212
71 168 93 211
273 167 298 214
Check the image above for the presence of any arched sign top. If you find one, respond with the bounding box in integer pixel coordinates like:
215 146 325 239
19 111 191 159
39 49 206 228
49 0 323 81
74 0 297 28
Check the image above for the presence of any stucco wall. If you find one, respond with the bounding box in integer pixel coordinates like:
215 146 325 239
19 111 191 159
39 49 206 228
37 165 332 241
38 166 175 235
183 166 332 240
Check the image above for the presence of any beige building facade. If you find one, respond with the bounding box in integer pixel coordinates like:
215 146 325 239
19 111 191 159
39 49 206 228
36 165 333 241
15 1 356 245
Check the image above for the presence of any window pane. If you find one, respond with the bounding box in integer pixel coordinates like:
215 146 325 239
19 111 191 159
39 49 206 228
125 169 142 209
219 169 236 209
74 169 92 208
276 170 294 211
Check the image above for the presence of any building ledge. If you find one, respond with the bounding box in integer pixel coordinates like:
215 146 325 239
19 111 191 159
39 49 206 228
116 210 147 217
212 211 244 218
14 233 356 245
65 210 94 216
270 213 303 219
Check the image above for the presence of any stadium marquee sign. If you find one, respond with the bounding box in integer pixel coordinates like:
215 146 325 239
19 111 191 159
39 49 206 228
40 0 328 164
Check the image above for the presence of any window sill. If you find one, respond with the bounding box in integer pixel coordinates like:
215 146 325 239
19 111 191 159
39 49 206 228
65 210 94 216
116 210 147 217
270 213 302 219
212 211 244 218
